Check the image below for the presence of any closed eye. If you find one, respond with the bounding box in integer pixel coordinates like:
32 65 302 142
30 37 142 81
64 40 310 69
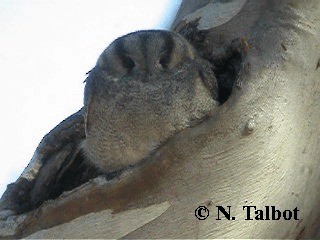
121 55 135 72
159 52 170 69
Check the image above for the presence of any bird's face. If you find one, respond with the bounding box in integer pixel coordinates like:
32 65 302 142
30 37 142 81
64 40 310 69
83 30 218 172
96 30 196 81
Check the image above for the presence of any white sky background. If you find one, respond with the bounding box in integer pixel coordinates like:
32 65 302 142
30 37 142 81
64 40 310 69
0 0 182 196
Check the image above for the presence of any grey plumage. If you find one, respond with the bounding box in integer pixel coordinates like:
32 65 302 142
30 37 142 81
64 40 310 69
0 30 220 217
83 30 218 172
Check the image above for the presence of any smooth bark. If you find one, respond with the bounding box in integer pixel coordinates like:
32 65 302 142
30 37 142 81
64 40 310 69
0 0 319 238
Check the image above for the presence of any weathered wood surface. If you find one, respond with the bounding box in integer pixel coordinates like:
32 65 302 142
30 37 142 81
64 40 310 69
0 0 319 238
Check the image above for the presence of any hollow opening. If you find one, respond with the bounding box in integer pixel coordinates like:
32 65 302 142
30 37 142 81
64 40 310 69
210 49 243 104
30 151 122 211
175 21 245 104
2 35 245 216
29 41 245 210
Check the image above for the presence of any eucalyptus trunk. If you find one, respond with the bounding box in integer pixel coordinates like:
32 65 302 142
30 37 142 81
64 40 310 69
0 0 319 238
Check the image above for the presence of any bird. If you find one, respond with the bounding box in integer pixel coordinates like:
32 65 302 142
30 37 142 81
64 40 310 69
82 30 219 172
0 30 219 217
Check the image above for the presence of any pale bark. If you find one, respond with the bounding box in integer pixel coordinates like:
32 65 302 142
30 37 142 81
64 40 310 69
1 0 319 238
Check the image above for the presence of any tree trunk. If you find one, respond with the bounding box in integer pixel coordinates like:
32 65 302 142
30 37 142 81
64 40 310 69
1 0 319 238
